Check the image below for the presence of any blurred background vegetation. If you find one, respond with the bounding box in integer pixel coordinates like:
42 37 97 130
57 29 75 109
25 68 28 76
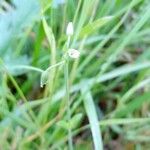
0 0 150 149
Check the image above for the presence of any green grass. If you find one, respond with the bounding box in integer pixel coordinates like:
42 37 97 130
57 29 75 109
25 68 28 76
0 0 150 149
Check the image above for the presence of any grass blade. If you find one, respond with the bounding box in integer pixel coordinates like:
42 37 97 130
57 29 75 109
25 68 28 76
81 87 103 150
79 16 113 38
52 62 150 103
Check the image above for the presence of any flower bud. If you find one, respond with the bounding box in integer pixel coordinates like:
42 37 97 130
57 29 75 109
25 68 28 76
66 22 74 36
68 49 80 59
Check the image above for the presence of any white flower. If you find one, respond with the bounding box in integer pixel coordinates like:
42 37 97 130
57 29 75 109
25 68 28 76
68 49 80 59
66 22 74 36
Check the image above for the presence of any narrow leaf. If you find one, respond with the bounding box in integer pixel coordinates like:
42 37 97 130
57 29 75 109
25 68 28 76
81 86 103 150
42 17 56 65
79 16 113 38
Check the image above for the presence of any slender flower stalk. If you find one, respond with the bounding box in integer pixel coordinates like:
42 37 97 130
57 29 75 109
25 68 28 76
40 22 79 149
65 22 74 150
64 56 73 150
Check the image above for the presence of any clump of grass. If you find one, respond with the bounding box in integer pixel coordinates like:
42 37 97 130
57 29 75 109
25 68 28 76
0 0 150 149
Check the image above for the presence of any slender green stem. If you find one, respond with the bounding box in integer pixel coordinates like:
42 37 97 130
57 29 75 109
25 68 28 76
45 61 65 73
67 35 71 48
10 65 44 73
64 34 73 150
64 57 73 150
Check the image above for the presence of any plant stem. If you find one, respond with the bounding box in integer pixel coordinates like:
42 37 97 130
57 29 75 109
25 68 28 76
64 57 73 150
45 61 65 73
10 65 44 73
